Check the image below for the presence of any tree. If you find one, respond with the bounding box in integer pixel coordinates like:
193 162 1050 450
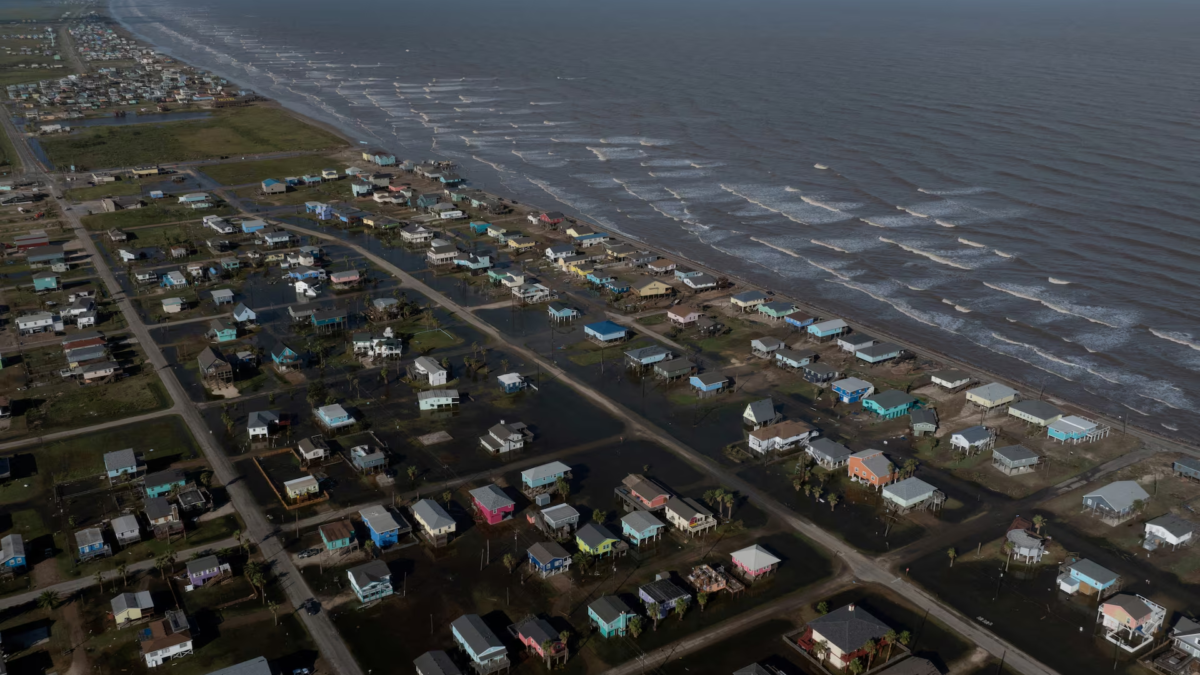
244 561 265 600
628 616 643 639
556 476 570 500
697 592 709 612
722 492 734 519
884 629 898 661
903 458 918 478
94 571 104 594
828 493 840 511
947 547 957 567
558 630 570 649
37 590 59 611
442 491 453 507
812 487 823 502
673 597 687 621
268 600 279 626
502 553 517 573
540 640 555 662
816 601 829 615
155 554 172 583
117 562 129 587
68 515 77 529
198 470 214 489
1032 514 1045 535
592 509 607 525
572 551 593 573
1132 499 1145 513
862 639 878 669
804 484 813 498
898 630 912 650
406 465 418 486
500 358 509 373
813 640 829 663
364 540 377 559
848 658 865 675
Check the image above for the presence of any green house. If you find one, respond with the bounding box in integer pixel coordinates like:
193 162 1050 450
32 271 60 291
576 522 620 557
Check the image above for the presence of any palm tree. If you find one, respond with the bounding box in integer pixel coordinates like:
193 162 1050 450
673 597 687 621
722 493 734 519
1032 514 1045 535
848 658 865 675
268 600 279 626
697 592 709 612
244 561 265 600
804 484 813 498
556 476 570 500
828 494 840 511
883 629 898 661
68 515 77 529
502 553 517 573
592 509 607 525
37 590 59 611
628 617 643 639
816 601 829 615
863 639 878 669
406 465 418 486
442 491 453 507
540 640 554 664
155 554 172 582
117 562 129 587
948 547 957 567
812 487 823 502
558 630 570 650
898 630 912 652
363 540 377 559
813 640 829 663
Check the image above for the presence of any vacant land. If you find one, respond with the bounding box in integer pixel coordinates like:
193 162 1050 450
80 204 235 230
201 155 339 186
64 179 144 201
38 105 346 169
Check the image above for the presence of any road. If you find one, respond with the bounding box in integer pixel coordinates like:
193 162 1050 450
0 539 238 612
0 106 366 675
281 223 1060 675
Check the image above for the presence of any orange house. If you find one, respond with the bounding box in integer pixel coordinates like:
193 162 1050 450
622 474 671 509
847 450 897 488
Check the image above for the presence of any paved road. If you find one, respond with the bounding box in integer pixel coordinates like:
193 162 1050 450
0 538 237 611
0 108 366 675
281 223 1060 675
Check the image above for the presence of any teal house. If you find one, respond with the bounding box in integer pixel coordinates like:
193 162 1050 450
588 596 636 637
207 318 238 343
144 468 187 498
758 301 798 321
862 390 919 419
620 510 665 547
319 520 356 552
32 271 60 291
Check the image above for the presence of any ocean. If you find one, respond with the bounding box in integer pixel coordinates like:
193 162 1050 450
108 0 1200 438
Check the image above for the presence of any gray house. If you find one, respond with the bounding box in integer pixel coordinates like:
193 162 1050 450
1083 481 1150 523
992 445 1040 475
910 409 938 437
743 398 779 429
806 438 852 469
1169 617 1200 659
1174 458 1200 481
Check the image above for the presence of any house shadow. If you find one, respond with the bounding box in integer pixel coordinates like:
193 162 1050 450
3 649 54 675
26 533 56 565
272 649 320 675
2 618 54 651
480 609 516 648
189 607 222 651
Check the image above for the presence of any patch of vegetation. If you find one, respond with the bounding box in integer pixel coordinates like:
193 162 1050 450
80 204 235 230
9 380 175 446
64 179 144 201
200 154 340 186
38 105 346 170
636 312 667 326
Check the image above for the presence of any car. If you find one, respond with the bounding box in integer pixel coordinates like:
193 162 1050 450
293 669 310 675
297 548 321 559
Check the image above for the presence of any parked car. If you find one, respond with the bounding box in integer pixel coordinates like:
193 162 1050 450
297 548 321 559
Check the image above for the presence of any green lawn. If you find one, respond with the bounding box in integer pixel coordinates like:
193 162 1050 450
6 376 174 444
38 105 347 170
0 121 21 173
64 179 144 201
80 204 235 230
201 154 340 186
0 67 63 87
567 338 652 366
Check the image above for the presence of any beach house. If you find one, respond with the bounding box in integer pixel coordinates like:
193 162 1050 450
186 555 229 588
319 519 356 554
348 559 392 604
848 450 897 489
730 290 769 311
527 541 572 578
1144 514 1195 551
412 499 457 546
104 448 140 482
1048 415 1110 444
1083 481 1149 523
743 398 780 429
950 425 995 454
621 474 672 510
1007 400 1063 427
1097 595 1166 653
966 382 1019 410
621 510 666 547
451 615 509 673
1059 558 1120 596
140 610 193 667
775 348 817 370
832 377 874 404
838 333 874 353
992 445 1040 475
284 476 320 502
577 523 622 557
111 591 154 626
689 372 728 397
589 596 636 637
807 438 853 470
639 576 691 620
748 420 817 454
800 604 892 668
470 484 516 525
480 420 532 453
414 651 462 675
910 408 939 437
315 403 355 430
1 534 26 573
731 545 781 581
76 527 111 561
862 390 919 419
360 505 410 548
413 356 449 386
145 469 187 498
857 342 903 363
113 514 142 546
664 497 718 537
758 300 797 321
807 319 848 340
418 389 460 411
513 617 566 665
584 320 627 344
521 461 571 495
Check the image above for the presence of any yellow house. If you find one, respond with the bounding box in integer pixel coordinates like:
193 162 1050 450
965 382 1019 409
567 225 595 238
111 591 154 626
508 236 537 252
131 166 163 177
265 253 286 263
571 263 595 278
576 523 620 557
284 476 320 500
632 278 673 297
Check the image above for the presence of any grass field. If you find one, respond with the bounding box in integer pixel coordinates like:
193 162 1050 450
201 154 339 186
4 372 173 442
64 179 144 201
80 204 235 230
0 67 64 87
39 105 346 170
0 118 21 172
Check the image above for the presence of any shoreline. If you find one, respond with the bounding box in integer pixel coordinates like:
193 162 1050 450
99 0 1195 454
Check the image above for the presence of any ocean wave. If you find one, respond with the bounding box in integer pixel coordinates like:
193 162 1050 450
648 169 707 179
600 136 671 146
942 299 971 313
641 159 696 168
896 206 930 218
879 237 973 270
587 146 647 161
750 238 851 279
1149 329 1200 351
958 238 985 248
918 187 992 196
800 196 851 214
994 250 1013 258
982 282 1132 328
1048 278 1071 285
471 155 512 174
814 164 829 170
530 101 562 105
1121 403 1151 417
810 239 849 253
830 280 960 331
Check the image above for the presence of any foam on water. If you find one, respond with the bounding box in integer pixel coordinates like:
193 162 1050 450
896 205 931 218
958 238 986 248
918 187 992 196
982 282 1134 328
1150 329 1200 351
879 237 973 270
587 146 648 161
814 164 829 170
1048 277 1071 285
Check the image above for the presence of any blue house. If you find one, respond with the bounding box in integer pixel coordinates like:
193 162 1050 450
604 280 630 294
351 180 374 197
808 319 849 339
527 541 572 578
312 309 349 333
784 313 815 329
575 233 609 247
160 270 188 288
104 448 138 480
32 271 60 291
232 303 257 324
75 528 110 560
415 194 440 209
1 534 26 572
271 342 302 369
1047 415 1106 444
359 505 409 548
1059 558 1119 595
240 219 266 234
347 559 392 604
832 377 874 404
319 520 356 552
305 201 327 214
469 221 491 235
497 372 527 394
689 373 728 397
584 320 627 344
862 390 919 419
857 342 903 364
207 318 238 343
1174 458 1200 481
589 596 636 638
261 178 284 192
521 461 572 491
621 510 665 547
315 403 354 429
144 468 187 498
366 149 397 166
547 304 580 322
451 615 509 671
625 345 672 368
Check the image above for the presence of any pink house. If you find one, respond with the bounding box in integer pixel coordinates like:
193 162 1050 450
330 270 361 286
667 305 702 326
731 544 781 580
622 474 671 509
469 484 515 525
515 617 565 659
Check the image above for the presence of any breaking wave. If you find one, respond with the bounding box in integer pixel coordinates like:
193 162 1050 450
879 237 973 270
1150 329 1200 351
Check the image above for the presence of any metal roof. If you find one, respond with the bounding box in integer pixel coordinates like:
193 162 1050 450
864 390 916 410
111 591 153 615
413 499 455 530
112 514 140 534
993 445 1039 463
1067 558 1118 586
143 497 174 521
953 425 991 444
521 461 571 483
451 614 505 657
413 651 462 675
527 541 570 565
348 559 391 589
589 596 632 625
1009 399 1062 420
731 544 781 571
625 345 671 361
833 377 872 392
884 477 937 502
850 450 892 479
808 438 852 462
640 578 689 604
858 342 901 358
910 409 938 427
76 528 104 548
104 448 136 472
577 522 618 549
693 372 726 386
1104 594 1151 619
469 484 514 511
359 505 406 534
744 398 776 424
1147 513 1195 539
541 503 579 525
967 382 1018 402
144 468 185 488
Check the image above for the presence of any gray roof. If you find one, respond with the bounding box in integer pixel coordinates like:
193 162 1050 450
804 362 837 376
521 461 571 484
104 448 137 472
541 503 579 526
527 541 570 564
1147 513 1195 539
744 398 776 424
953 425 991 444
731 544 781 570
413 650 462 675
76 528 104 548
589 595 632 625
469 484 514 511
864 390 917 410
412 499 455 530
348 559 391 588
732 290 769 303
451 614 505 657
1105 594 1152 619
1009 399 1062 420
514 617 557 646
205 657 272 675
841 333 874 346
640 578 689 604
112 514 140 534
1175 458 1200 473
850 450 892 479
910 409 938 427
833 377 872 392
144 468 185 489
1 534 23 561
930 368 971 383
1084 481 1150 513
858 342 901 358
1174 616 1200 638
187 555 220 576
693 372 726 387
143 497 174 521
994 445 1038 463
751 337 784 351
577 522 618 549
968 382 1019 402
247 410 279 429
807 604 891 653
884 477 937 502
621 510 664 533
1006 529 1044 551
626 345 671 361
1067 558 1118 586
808 438 852 463
655 358 695 374
111 590 153 615
417 389 459 401
360 505 408 534
733 666 773 675
197 346 227 370
664 497 712 522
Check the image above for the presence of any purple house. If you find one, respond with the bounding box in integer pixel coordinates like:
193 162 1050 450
185 555 228 587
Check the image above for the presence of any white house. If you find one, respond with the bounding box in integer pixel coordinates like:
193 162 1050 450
141 610 193 667
480 421 531 453
246 411 279 440
1144 514 1195 551
747 420 816 454
413 356 448 385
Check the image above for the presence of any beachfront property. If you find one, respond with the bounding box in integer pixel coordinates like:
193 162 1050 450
950 425 996 454
632 278 673 297
639 575 691 620
796 604 892 668
783 312 815 330
758 300 798 321
451 614 509 672
589 596 637 637
857 342 903 363
1097 594 1166 653
418 389 460 411
965 382 1019 410
743 398 780 429
837 333 874 353
315 403 355 430
1059 558 1120 597
621 510 666 547
992 445 1040 475
584 320 628 344
807 438 853 470
848 450 897 488
413 499 457 546
527 541 572 578
748 420 817 454
664 497 718 537
832 377 874 404
808 318 848 339
1143 514 1195 551
775 347 817 370
1007 399 1064 426
730 290 769 310
364 149 397 166
577 523 623 557
862 390 919 419
1083 481 1150 523
360 505 410 548
1173 458 1200 481
348 560 393 604
750 337 784 358
1048 415 1111 444
470 484 516 525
